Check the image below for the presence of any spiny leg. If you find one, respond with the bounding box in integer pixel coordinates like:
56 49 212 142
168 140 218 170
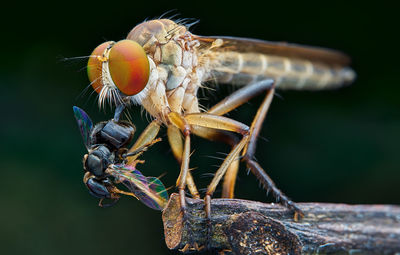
167 113 206 251
204 79 302 217
241 87 304 219
185 113 250 210
177 133 191 210
191 125 240 198
180 113 253 201
125 120 161 166
207 79 274 198
168 112 193 212
184 113 250 247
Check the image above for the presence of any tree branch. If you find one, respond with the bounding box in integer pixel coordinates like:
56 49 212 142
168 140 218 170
162 193 400 254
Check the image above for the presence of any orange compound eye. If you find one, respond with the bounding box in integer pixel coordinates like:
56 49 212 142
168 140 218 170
87 41 112 93
108 40 150 96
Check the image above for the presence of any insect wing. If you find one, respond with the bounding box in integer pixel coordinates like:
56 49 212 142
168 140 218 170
195 35 351 66
111 165 168 210
146 177 169 205
73 106 93 150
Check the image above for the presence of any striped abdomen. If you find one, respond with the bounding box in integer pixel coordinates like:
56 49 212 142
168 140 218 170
210 51 355 90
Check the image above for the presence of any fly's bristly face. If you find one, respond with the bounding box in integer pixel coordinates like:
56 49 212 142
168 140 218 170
87 40 150 108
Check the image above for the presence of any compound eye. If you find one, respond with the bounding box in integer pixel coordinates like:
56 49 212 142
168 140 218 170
87 41 112 93
108 40 150 96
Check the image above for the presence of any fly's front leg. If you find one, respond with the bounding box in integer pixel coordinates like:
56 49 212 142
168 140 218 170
125 120 161 166
191 126 240 198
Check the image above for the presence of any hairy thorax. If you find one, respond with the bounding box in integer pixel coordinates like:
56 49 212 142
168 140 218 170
127 19 206 122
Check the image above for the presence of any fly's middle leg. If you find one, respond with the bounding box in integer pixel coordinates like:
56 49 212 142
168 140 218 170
183 113 250 248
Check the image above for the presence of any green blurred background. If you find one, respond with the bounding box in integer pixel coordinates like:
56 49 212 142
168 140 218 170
1 1 399 254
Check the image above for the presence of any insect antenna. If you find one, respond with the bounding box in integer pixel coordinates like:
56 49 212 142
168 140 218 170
58 55 92 64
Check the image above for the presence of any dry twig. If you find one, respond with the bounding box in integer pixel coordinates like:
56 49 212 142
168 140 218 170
162 193 400 254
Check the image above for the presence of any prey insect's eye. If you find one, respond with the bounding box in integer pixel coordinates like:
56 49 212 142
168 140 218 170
87 41 112 93
108 40 150 96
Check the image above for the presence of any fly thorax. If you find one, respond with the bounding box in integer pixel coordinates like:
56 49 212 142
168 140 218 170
128 19 200 116
128 19 187 47
160 37 200 113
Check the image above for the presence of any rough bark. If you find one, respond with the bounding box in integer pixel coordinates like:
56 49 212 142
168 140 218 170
162 193 400 254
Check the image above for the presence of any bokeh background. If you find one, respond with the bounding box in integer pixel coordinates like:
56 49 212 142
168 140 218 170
1 1 399 254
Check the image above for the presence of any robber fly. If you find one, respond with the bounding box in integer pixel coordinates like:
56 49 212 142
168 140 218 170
83 18 356 231
73 106 168 210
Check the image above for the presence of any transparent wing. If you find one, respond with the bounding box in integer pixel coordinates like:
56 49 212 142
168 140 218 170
195 35 351 66
110 164 169 210
73 106 93 150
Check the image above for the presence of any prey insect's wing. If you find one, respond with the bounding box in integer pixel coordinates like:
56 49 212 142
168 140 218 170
73 106 93 150
110 164 169 210
195 35 351 66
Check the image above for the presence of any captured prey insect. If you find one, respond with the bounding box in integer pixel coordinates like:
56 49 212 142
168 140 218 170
84 17 356 239
73 106 168 210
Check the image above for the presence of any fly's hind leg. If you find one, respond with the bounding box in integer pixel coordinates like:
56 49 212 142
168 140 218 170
191 126 240 198
242 87 304 219
205 79 303 218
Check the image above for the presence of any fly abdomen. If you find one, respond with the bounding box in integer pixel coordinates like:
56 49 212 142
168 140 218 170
211 51 355 90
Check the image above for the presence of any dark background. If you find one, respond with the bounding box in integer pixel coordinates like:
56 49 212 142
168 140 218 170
1 1 399 254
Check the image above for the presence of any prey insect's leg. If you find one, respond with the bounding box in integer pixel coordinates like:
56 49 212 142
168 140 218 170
168 125 200 198
113 104 126 122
